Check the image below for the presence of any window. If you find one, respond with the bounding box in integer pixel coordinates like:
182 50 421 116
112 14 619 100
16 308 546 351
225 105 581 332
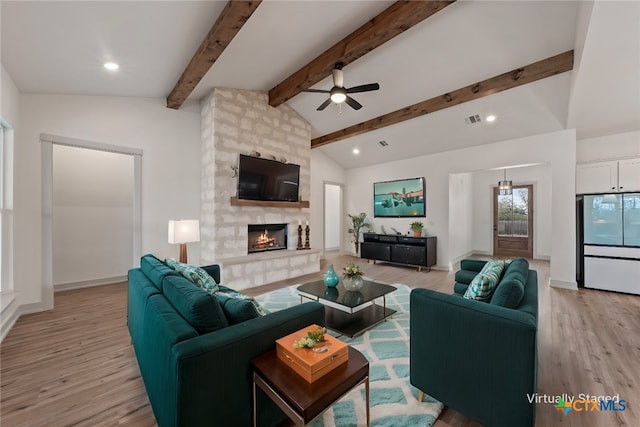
0 117 14 293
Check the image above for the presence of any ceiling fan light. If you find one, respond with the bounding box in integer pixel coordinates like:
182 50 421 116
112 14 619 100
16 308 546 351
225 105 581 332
330 91 346 104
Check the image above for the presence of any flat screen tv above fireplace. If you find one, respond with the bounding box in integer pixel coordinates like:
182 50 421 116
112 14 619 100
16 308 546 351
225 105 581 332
237 154 300 202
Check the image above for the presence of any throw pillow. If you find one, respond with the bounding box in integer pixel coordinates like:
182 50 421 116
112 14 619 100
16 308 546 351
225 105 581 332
165 258 219 293
463 260 506 302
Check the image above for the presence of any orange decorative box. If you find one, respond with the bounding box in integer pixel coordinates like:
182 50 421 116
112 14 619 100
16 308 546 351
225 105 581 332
276 324 349 383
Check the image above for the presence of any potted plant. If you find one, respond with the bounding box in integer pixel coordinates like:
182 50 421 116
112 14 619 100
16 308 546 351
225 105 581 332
410 221 424 237
347 212 370 255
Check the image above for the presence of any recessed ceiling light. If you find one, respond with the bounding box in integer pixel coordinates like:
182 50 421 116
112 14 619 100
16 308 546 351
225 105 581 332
486 115 496 122
104 62 119 71
352 148 360 155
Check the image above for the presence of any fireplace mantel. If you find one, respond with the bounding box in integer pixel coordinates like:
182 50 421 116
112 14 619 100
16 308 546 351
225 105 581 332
229 197 310 208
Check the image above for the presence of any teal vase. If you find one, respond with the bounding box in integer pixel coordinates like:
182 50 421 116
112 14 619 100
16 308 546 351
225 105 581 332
323 264 340 288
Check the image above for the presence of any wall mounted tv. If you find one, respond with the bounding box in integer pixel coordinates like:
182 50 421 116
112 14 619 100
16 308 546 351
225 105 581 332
237 154 300 202
373 177 426 218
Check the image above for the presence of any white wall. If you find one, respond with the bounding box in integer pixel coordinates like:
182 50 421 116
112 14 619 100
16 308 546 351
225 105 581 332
1 65 20 124
577 130 640 162
345 129 576 288
470 165 553 259
311 150 347 256
17 94 201 311
53 145 134 285
448 172 474 263
324 183 341 250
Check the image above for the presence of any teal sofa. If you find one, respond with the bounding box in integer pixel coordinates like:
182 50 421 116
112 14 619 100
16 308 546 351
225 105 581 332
127 254 325 427
410 258 538 427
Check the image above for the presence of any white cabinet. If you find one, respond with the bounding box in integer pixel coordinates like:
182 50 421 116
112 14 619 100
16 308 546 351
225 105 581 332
576 161 618 194
576 158 640 194
618 158 640 192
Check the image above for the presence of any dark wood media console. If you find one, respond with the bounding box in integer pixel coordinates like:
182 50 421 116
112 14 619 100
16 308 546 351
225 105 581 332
360 233 437 271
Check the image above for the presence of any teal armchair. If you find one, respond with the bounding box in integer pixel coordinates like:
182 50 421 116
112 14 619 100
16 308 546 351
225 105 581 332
410 260 538 427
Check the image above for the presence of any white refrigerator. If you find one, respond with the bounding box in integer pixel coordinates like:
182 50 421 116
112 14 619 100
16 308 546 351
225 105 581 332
579 193 640 295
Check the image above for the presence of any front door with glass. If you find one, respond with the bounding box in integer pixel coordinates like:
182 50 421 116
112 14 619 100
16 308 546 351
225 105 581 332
493 185 533 258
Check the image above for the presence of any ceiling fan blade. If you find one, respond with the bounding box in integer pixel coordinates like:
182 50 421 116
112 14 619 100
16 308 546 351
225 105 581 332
344 96 363 110
302 88 330 93
346 83 380 94
317 98 332 111
332 68 344 88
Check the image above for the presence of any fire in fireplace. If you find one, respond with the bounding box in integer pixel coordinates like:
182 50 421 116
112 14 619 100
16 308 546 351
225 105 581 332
247 224 288 254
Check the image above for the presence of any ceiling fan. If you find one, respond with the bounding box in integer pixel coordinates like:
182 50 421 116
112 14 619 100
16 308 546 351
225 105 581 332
303 63 380 111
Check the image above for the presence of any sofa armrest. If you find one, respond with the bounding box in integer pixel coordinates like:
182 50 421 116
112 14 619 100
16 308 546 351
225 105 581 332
201 264 221 284
171 301 325 427
410 288 537 427
459 258 487 272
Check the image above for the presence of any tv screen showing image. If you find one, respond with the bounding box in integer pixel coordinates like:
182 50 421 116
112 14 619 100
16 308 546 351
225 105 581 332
237 154 300 202
373 177 425 218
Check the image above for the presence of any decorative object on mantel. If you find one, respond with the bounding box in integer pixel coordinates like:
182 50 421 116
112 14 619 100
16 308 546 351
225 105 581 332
304 221 310 249
348 212 371 255
410 221 424 237
297 221 303 250
323 264 340 287
342 262 364 291
499 168 513 195
168 219 200 263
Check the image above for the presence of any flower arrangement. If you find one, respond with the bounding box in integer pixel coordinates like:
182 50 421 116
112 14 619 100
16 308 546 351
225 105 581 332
343 262 363 278
293 327 327 349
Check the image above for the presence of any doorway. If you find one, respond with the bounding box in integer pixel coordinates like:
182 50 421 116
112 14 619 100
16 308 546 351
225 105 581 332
324 183 342 252
493 185 533 258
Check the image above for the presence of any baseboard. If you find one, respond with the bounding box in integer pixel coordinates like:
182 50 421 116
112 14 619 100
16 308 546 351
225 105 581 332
431 265 451 272
54 276 127 292
550 278 578 290
1 295 19 343
534 254 551 261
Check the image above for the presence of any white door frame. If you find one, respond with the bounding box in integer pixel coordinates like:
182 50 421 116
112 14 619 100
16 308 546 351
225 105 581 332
40 134 142 310
323 182 344 253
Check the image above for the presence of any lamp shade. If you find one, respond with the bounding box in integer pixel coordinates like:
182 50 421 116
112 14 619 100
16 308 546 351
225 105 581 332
168 220 200 244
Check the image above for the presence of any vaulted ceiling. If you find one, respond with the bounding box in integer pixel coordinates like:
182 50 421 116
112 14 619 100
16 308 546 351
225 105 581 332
2 1 639 169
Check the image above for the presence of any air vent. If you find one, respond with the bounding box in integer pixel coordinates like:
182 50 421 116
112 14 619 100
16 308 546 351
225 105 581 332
465 114 482 125
378 140 389 147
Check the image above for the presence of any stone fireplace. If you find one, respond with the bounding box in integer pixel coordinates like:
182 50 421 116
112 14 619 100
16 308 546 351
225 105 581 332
247 224 288 254
200 88 320 290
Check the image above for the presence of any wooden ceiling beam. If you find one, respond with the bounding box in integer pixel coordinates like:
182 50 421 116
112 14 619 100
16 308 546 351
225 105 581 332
268 0 456 108
166 1 262 110
311 50 574 149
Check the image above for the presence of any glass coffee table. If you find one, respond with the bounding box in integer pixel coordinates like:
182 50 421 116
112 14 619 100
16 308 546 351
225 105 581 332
297 280 396 337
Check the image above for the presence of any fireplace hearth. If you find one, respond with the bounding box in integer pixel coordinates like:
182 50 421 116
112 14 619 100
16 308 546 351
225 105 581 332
248 224 288 254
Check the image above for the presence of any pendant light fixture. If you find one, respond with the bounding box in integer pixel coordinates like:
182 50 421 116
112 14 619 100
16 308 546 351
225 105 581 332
498 169 513 195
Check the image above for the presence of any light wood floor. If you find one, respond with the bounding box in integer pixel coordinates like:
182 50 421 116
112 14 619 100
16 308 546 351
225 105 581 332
1 254 638 426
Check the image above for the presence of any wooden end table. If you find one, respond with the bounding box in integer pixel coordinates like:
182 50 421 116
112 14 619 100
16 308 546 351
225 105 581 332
251 346 370 427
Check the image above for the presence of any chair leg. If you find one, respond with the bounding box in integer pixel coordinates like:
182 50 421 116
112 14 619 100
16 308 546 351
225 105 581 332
418 390 425 402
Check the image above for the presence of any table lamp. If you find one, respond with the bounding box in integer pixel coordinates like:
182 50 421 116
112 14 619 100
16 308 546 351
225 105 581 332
168 219 200 263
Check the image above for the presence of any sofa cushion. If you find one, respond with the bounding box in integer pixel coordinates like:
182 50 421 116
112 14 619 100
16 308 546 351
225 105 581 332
454 269 478 286
140 254 179 291
165 258 219 293
490 258 529 308
463 260 505 302
490 279 525 308
217 286 266 317
214 293 262 324
162 275 228 334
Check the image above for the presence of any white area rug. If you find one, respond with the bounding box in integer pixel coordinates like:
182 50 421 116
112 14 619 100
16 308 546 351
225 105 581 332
256 283 443 427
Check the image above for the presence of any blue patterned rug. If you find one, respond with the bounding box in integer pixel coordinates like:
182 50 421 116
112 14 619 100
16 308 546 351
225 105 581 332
256 283 443 427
